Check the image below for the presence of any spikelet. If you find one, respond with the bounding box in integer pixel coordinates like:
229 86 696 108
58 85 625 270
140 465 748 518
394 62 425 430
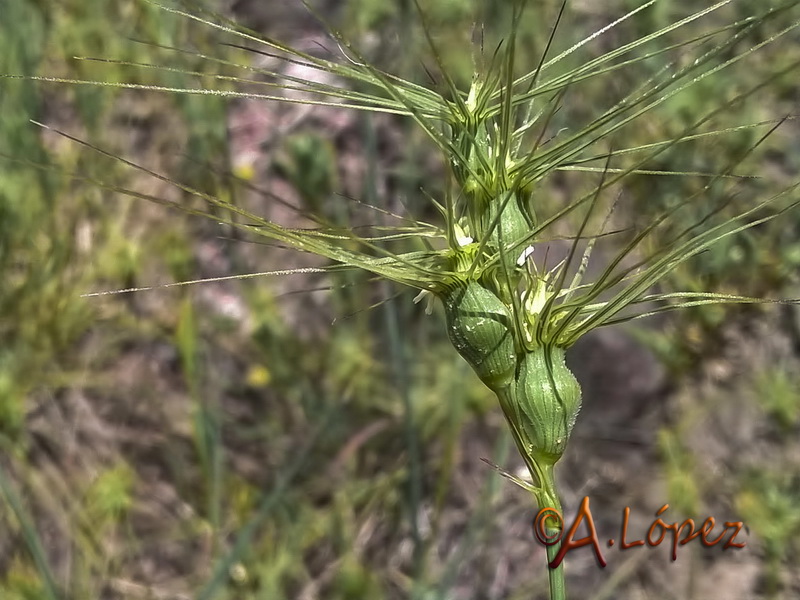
442 280 518 392
514 346 582 467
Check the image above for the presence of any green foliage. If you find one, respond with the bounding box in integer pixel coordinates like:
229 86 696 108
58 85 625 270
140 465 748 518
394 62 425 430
274 133 338 212
332 555 385 600
0 0 89 440
0 558 52 600
737 469 800 598
658 428 701 514
618 1 800 372
83 462 135 528
754 367 800 432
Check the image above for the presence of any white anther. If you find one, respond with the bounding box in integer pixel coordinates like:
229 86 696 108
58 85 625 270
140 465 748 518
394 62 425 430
517 245 535 266
413 289 435 315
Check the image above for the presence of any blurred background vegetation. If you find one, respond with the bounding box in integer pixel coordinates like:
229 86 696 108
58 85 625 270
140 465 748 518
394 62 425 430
1 1 800 599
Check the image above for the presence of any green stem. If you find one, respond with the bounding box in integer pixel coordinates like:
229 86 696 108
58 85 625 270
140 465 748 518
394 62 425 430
494 385 568 599
533 463 566 600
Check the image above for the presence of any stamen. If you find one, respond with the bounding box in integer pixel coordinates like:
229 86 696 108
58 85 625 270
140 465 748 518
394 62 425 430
517 245 535 266
413 289 435 315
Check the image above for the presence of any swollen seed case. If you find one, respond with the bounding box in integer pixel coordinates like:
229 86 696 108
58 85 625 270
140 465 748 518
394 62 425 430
443 281 518 392
515 346 582 467
443 279 583 468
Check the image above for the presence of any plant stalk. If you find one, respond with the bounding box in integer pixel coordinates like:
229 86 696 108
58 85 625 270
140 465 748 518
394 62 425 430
495 386 568 599
533 463 566 600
